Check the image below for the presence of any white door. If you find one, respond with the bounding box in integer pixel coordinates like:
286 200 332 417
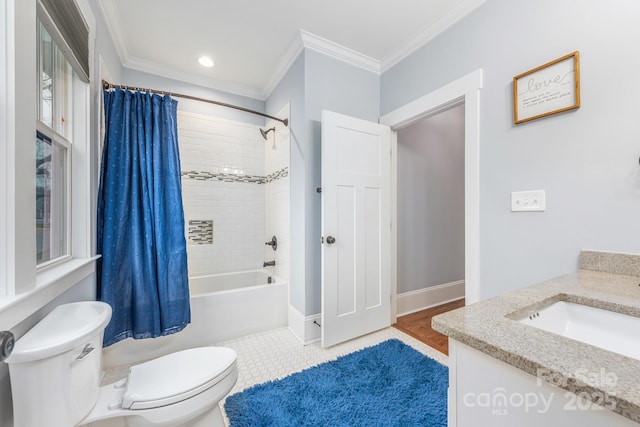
321 110 391 347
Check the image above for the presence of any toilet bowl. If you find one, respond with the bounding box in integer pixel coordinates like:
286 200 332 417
81 346 237 427
6 301 238 427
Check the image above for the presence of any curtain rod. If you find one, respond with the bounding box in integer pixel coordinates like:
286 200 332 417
102 80 288 127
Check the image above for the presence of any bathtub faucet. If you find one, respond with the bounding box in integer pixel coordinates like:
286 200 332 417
263 260 276 267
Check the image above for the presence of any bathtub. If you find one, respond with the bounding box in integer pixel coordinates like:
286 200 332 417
190 270 273 294
102 269 288 368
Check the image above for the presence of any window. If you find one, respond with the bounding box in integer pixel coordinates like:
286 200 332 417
36 131 69 264
36 21 72 267
0 0 94 329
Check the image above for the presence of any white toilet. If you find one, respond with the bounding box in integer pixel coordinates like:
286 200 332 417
6 301 238 427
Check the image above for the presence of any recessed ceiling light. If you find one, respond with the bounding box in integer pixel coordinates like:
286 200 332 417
198 56 214 68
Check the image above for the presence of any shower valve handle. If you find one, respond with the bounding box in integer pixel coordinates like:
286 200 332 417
265 236 277 251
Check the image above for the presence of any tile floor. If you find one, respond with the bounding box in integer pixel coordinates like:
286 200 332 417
219 327 448 425
103 327 448 426
219 326 447 395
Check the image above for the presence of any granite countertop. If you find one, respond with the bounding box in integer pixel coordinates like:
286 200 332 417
432 250 640 423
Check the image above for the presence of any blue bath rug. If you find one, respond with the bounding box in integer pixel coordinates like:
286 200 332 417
224 339 448 427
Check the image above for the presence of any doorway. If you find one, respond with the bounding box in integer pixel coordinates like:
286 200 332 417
380 69 482 322
396 103 465 313
318 70 482 347
391 104 466 355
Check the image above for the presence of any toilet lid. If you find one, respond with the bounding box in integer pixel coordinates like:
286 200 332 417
122 346 236 410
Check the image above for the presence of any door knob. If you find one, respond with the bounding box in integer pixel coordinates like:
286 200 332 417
326 236 336 244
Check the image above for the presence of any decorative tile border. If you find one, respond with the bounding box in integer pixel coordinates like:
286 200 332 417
188 220 213 245
265 167 289 183
182 167 288 185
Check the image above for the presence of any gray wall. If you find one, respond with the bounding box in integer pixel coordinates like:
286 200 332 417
266 53 307 313
304 50 380 314
382 0 640 299
305 50 380 123
397 104 465 293
90 0 122 84
266 49 380 316
122 68 265 126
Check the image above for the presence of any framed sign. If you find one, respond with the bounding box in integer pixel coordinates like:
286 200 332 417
513 51 580 124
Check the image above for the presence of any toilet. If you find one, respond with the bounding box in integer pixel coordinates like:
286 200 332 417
6 301 238 427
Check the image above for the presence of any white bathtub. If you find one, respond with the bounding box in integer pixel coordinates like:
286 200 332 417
103 270 288 368
190 270 273 294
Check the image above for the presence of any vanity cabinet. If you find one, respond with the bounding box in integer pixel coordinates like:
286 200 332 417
448 339 637 426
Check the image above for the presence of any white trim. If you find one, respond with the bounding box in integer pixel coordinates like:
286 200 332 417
95 0 128 65
381 69 483 304
381 0 487 72
381 70 482 129
448 339 459 427
288 304 321 345
36 1 88 82
74 0 96 32
389 131 398 324
0 257 97 330
299 30 380 75
396 280 465 316
97 0 264 100
263 34 304 99
8 0 37 296
0 1 8 298
71 72 92 258
95 2 485 101
264 28 383 100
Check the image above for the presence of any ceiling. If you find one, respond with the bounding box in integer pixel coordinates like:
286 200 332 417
99 0 485 100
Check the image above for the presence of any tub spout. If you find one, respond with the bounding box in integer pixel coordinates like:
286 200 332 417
263 260 276 267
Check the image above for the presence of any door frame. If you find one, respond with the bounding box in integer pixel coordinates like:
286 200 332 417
380 69 483 322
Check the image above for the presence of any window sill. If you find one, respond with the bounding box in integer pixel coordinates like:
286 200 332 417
0 256 99 330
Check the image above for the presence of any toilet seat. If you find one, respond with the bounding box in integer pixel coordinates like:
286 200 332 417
78 345 238 426
123 346 237 410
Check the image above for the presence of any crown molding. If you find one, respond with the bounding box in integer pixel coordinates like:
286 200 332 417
97 1 263 100
123 57 265 100
263 29 382 99
381 0 486 72
97 2 485 101
299 30 380 75
262 34 305 99
96 0 129 65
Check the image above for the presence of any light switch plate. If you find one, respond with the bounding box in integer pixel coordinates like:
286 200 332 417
511 190 545 212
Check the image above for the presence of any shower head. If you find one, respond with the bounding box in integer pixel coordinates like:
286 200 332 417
260 127 276 140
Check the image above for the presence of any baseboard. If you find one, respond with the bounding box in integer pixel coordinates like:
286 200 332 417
288 305 321 345
397 280 465 316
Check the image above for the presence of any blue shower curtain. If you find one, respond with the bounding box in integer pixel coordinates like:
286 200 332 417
97 88 190 347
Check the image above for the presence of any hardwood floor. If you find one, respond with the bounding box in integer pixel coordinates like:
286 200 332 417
392 299 465 356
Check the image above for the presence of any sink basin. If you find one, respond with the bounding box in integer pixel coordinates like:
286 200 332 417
518 301 640 360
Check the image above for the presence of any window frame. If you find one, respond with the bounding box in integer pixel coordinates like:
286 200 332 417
0 1 8 299
35 18 75 269
37 20 73 138
0 0 97 331
35 121 72 270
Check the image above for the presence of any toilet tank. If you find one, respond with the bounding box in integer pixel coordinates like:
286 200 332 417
6 301 112 427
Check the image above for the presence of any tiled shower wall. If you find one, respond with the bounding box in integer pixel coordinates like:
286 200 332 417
179 111 265 276
178 108 290 283
263 105 291 284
